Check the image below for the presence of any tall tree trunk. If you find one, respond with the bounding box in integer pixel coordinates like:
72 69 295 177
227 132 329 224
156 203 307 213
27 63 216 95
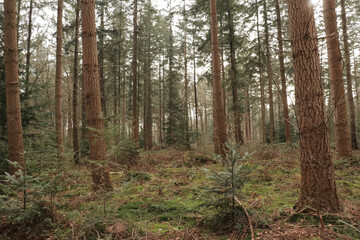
158 63 162 146
16 0 21 47
264 0 274 143
4 0 25 174
323 0 351 156
354 53 359 111
287 0 340 212
219 17 226 121
275 0 291 143
144 22 152 150
244 87 251 141
55 0 64 160
256 0 265 144
183 0 189 146
73 0 80 163
132 0 139 143
193 42 199 146
81 0 112 190
24 0 33 105
340 0 358 150
209 0 227 156
228 0 243 145
99 4 106 118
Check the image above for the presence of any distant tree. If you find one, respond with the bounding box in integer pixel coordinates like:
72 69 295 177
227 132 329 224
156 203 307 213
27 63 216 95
275 0 291 143
287 0 340 212
73 0 80 163
132 0 139 144
81 0 112 190
340 0 358 150
4 0 25 174
323 0 351 156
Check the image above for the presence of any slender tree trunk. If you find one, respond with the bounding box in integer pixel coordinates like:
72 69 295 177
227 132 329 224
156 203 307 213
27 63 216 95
183 0 189 146
323 0 351 156
55 0 64 160
244 88 251 141
275 0 291 143
99 4 106 118
73 0 80 163
194 42 199 146
256 0 266 144
4 0 26 174
132 0 139 143
340 0 357 150
158 63 162 146
81 0 112 190
16 0 21 47
24 0 33 105
264 0 274 143
209 0 227 156
219 17 227 120
287 0 340 212
228 0 243 145
354 54 359 111
144 23 152 150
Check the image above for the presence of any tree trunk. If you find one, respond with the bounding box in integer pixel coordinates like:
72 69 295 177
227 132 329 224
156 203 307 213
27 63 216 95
99 4 106 118
264 0 274 143
132 0 139 143
228 0 243 145
209 0 227 156
4 0 26 174
244 88 251 141
194 42 199 146
55 0 64 160
81 0 112 190
183 0 189 145
323 0 351 156
287 0 340 212
24 0 33 106
275 0 291 143
73 0 80 163
340 0 358 150
256 0 266 144
144 25 152 150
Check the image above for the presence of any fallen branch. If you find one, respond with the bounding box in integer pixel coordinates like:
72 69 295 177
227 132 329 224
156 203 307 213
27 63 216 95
234 196 254 240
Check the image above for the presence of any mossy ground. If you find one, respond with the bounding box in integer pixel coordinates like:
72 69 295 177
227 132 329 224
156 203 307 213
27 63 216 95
1 143 359 239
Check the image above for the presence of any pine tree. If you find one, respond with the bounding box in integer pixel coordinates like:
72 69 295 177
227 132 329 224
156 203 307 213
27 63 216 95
287 0 340 212
81 0 112 190
4 0 25 174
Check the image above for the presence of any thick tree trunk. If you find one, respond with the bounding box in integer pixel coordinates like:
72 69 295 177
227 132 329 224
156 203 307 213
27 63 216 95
340 0 358 150
73 0 80 163
132 0 139 143
264 0 274 143
24 0 33 105
81 0 112 190
323 0 351 156
209 0 227 156
228 0 243 145
4 0 25 174
287 0 340 212
275 0 291 143
55 0 64 160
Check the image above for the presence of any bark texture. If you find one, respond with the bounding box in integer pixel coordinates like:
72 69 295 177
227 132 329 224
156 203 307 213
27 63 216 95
275 0 291 143
340 0 357 150
55 0 64 159
323 0 351 156
81 0 112 190
24 0 32 105
209 0 227 156
287 0 340 212
4 0 26 174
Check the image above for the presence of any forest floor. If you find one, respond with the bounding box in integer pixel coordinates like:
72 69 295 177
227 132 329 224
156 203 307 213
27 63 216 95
1 143 360 239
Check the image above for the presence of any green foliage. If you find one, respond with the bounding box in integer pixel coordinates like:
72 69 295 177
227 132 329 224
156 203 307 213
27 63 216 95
200 143 251 231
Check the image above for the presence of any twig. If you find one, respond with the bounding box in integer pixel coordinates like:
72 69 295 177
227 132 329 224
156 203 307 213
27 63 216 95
338 220 360 233
317 209 325 231
234 196 254 240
